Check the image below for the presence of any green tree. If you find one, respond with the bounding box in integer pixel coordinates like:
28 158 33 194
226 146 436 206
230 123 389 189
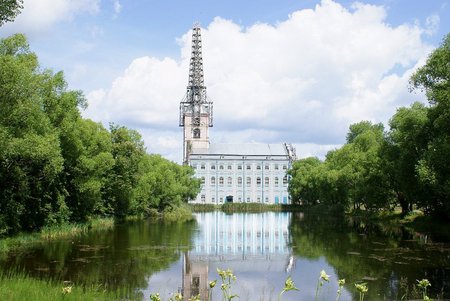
288 157 323 205
0 34 66 234
105 125 145 218
61 119 114 221
0 0 23 26
321 122 390 210
410 33 450 217
383 102 429 215
131 154 200 215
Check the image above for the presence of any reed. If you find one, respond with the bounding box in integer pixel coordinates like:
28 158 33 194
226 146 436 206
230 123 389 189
0 271 139 301
0 217 114 254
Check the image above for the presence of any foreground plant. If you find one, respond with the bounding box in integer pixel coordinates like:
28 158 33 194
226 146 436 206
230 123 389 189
416 279 431 300
278 276 299 301
150 293 161 301
336 279 345 301
217 268 238 300
315 270 330 301
355 283 368 301
168 292 183 301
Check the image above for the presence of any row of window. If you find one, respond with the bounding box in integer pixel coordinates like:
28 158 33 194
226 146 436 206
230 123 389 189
200 176 288 186
193 163 288 171
200 195 289 204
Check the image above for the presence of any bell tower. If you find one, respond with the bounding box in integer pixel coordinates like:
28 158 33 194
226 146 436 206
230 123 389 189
179 23 213 164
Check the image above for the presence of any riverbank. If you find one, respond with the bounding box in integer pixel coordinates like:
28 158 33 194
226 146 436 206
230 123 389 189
0 205 195 254
0 217 115 254
0 271 141 301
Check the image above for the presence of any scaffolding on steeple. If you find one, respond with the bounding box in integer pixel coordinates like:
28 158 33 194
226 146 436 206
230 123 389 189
179 23 213 128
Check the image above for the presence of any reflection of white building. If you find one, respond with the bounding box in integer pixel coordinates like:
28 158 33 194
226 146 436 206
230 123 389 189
179 25 296 204
192 212 291 259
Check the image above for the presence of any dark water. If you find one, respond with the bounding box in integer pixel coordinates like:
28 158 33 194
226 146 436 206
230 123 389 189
1 211 449 300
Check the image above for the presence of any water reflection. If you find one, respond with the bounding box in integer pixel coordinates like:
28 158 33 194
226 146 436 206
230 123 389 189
179 212 295 301
183 254 209 300
147 212 350 301
1 211 449 300
192 212 290 257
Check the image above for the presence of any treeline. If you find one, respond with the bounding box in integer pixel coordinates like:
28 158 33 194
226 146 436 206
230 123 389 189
289 33 449 218
0 34 200 235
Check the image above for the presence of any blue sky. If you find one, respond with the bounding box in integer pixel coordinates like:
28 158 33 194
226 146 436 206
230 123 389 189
1 0 449 162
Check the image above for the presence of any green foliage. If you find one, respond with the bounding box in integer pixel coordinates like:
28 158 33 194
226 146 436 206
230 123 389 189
409 33 450 218
0 34 200 236
288 33 450 217
289 121 391 211
0 0 23 26
288 157 323 205
0 34 66 234
130 154 200 215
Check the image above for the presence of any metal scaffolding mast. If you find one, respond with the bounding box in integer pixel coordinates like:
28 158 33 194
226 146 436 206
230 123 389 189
179 23 213 128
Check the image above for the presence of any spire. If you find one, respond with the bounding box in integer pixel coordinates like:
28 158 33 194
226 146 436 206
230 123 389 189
188 23 204 88
179 23 213 128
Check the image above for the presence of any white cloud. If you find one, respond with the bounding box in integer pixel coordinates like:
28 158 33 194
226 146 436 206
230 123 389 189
113 0 122 18
84 0 432 162
0 0 100 35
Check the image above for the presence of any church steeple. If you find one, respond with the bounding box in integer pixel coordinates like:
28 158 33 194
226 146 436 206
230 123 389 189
179 23 213 164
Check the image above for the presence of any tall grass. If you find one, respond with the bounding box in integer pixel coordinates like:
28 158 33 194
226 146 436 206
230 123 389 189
162 204 195 222
221 202 301 213
0 217 114 254
0 271 141 301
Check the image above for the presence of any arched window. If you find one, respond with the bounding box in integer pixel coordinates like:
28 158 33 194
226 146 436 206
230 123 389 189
238 177 242 185
246 177 251 185
201 177 205 184
227 177 232 185
265 177 269 185
256 177 261 185
193 128 200 138
219 177 224 185
275 177 279 185
211 176 216 185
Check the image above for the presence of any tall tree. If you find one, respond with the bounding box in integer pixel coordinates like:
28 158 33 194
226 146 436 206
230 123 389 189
410 33 450 217
0 0 23 26
384 102 429 215
288 157 323 205
0 34 66 234
105 125 145 218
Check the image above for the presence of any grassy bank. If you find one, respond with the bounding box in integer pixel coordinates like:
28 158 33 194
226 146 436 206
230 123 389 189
0 272 141 301
0 217 114 254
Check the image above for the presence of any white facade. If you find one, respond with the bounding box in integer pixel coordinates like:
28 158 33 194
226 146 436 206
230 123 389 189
188 143 293 204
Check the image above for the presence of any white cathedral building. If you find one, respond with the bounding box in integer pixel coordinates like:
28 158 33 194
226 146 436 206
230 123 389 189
179 25 296 204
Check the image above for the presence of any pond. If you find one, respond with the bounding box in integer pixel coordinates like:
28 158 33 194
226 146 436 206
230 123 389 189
1 211 449 300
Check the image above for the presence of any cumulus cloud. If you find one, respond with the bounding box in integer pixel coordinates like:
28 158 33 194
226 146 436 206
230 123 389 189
0 0 100 35
84 0 432 162
112 0 122 18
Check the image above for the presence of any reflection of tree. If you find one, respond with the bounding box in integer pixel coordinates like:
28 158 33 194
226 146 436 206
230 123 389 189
1 219 197 298
289 212 450 300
